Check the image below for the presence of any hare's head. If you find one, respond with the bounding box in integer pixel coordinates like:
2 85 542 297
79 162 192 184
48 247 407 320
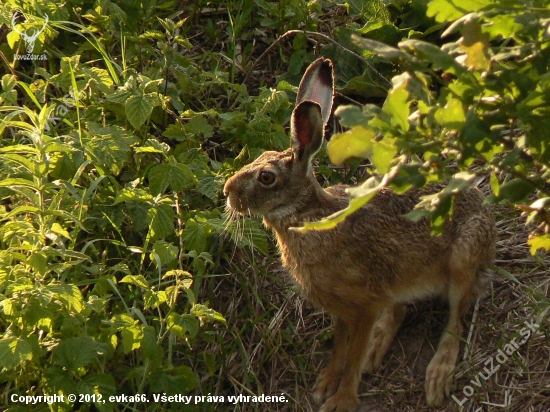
224 58 334 224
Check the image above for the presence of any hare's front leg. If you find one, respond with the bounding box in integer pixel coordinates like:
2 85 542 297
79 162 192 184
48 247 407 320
364 303 407 373
319 308 379 412
313 317 349 403
425 274 472 406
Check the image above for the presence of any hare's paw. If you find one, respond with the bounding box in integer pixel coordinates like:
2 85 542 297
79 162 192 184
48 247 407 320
319 391 359 412
313 368 341 404
363 324 391 373
425 350 455 406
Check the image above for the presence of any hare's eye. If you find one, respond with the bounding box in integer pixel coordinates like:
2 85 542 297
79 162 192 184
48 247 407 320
258 171 276 185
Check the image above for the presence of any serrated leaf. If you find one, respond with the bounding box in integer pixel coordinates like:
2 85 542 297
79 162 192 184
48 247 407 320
120 275 150 289
126 93 158 129
183 218 206 253
184 116 213 138
114 188 153 204
327 126 375 165
190 304 226 323
147 204 175 239
0 337 33 369
151 240 178 267
167 313 200 338
48 284 84 314
196 175 223 201
53 336 102 370
149 163 196 195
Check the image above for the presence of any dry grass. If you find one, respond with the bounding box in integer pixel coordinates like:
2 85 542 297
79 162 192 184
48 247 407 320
197 194 549 412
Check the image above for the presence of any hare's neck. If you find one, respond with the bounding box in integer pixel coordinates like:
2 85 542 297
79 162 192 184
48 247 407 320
264 178 337 231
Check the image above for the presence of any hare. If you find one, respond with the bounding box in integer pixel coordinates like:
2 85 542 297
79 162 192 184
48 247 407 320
224 58 496 411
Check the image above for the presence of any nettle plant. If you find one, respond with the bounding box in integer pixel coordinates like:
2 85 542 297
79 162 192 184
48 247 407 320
305 0 550 256
0 1 295 406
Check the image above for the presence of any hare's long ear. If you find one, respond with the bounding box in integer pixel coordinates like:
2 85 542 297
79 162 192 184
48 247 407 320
290 58 334 167
291 101 323 164
296 58 334 127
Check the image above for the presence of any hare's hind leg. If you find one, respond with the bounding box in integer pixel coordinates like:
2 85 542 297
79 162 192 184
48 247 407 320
364 303 407 373
313 316 349 403
425 270 473 406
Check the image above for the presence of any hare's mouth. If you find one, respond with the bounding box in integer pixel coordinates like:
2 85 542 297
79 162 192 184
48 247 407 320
226 196 251 215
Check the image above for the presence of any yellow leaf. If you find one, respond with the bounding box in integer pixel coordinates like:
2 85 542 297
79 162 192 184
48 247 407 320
459 21 491 71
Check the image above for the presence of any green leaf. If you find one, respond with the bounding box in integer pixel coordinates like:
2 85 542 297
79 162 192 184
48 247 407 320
191 304 226 323
126 93 158 129
48 284 84 314
114 188 153 204
0 337 33 369
196 175 223 202
434 98 466 130
383 74 411 131
121 326 144 353
151 240 179 267
167 313 200 338
184 116 213 138
149 163 196 195
427 0 493 23
120 275 150 289
183 218 207 253
327 126 375 165
147 204 175 239
53 337 102 370
372 137 397 174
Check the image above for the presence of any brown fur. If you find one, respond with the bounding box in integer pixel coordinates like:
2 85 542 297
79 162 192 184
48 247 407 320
223 58 497 411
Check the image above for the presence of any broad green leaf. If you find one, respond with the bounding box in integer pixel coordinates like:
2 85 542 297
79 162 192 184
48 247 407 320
327 126 375 165
149 163 196 195
114 188 153 204
399 39 465 75
0 337 33 369
184 116 213 138
53 336 102 370
141 326 163 363
147 204 175 239
527 234 550 255
151 240 178 267
383 74 411 131
85 123 137 175
167 313 200 338
126 93 158 129
434 98 466 130
48 284 84 314
120 275 150 289
121 326 143 353
163 270 193 289
190 304 226 323
427 0 493 22
27 252 47 276
196 175 223 202
183 218 207 253
372 137 397 174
